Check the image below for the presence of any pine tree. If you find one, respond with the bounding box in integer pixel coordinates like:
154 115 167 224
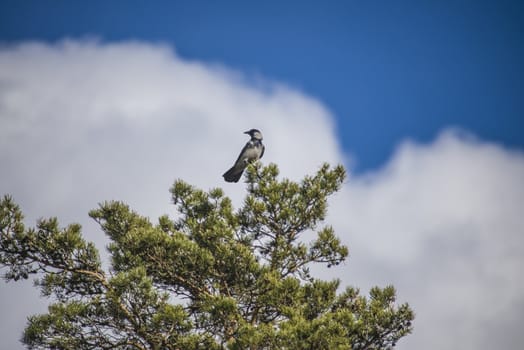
0 163 413 349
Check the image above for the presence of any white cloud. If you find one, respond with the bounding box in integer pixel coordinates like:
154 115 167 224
0 40 523 349
334 131 524 349
0 40 341 349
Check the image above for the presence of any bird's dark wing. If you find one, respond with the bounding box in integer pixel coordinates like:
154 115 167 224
260 143 265 159
233 141 252 166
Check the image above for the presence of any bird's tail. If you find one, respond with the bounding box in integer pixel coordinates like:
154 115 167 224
223 166 244 183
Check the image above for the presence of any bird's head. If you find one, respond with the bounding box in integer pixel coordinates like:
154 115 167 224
244 129 263 140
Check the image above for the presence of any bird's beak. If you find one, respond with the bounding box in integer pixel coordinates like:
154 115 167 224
244 130 250 135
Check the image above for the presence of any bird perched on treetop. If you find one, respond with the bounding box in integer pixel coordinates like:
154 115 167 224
223 129 265 182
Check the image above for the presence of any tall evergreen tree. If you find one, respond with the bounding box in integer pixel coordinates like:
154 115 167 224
0 163 413 349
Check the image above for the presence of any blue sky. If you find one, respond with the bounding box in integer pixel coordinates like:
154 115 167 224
1 0 522 171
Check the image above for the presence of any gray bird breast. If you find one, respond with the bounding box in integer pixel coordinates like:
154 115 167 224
242 142 262 163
